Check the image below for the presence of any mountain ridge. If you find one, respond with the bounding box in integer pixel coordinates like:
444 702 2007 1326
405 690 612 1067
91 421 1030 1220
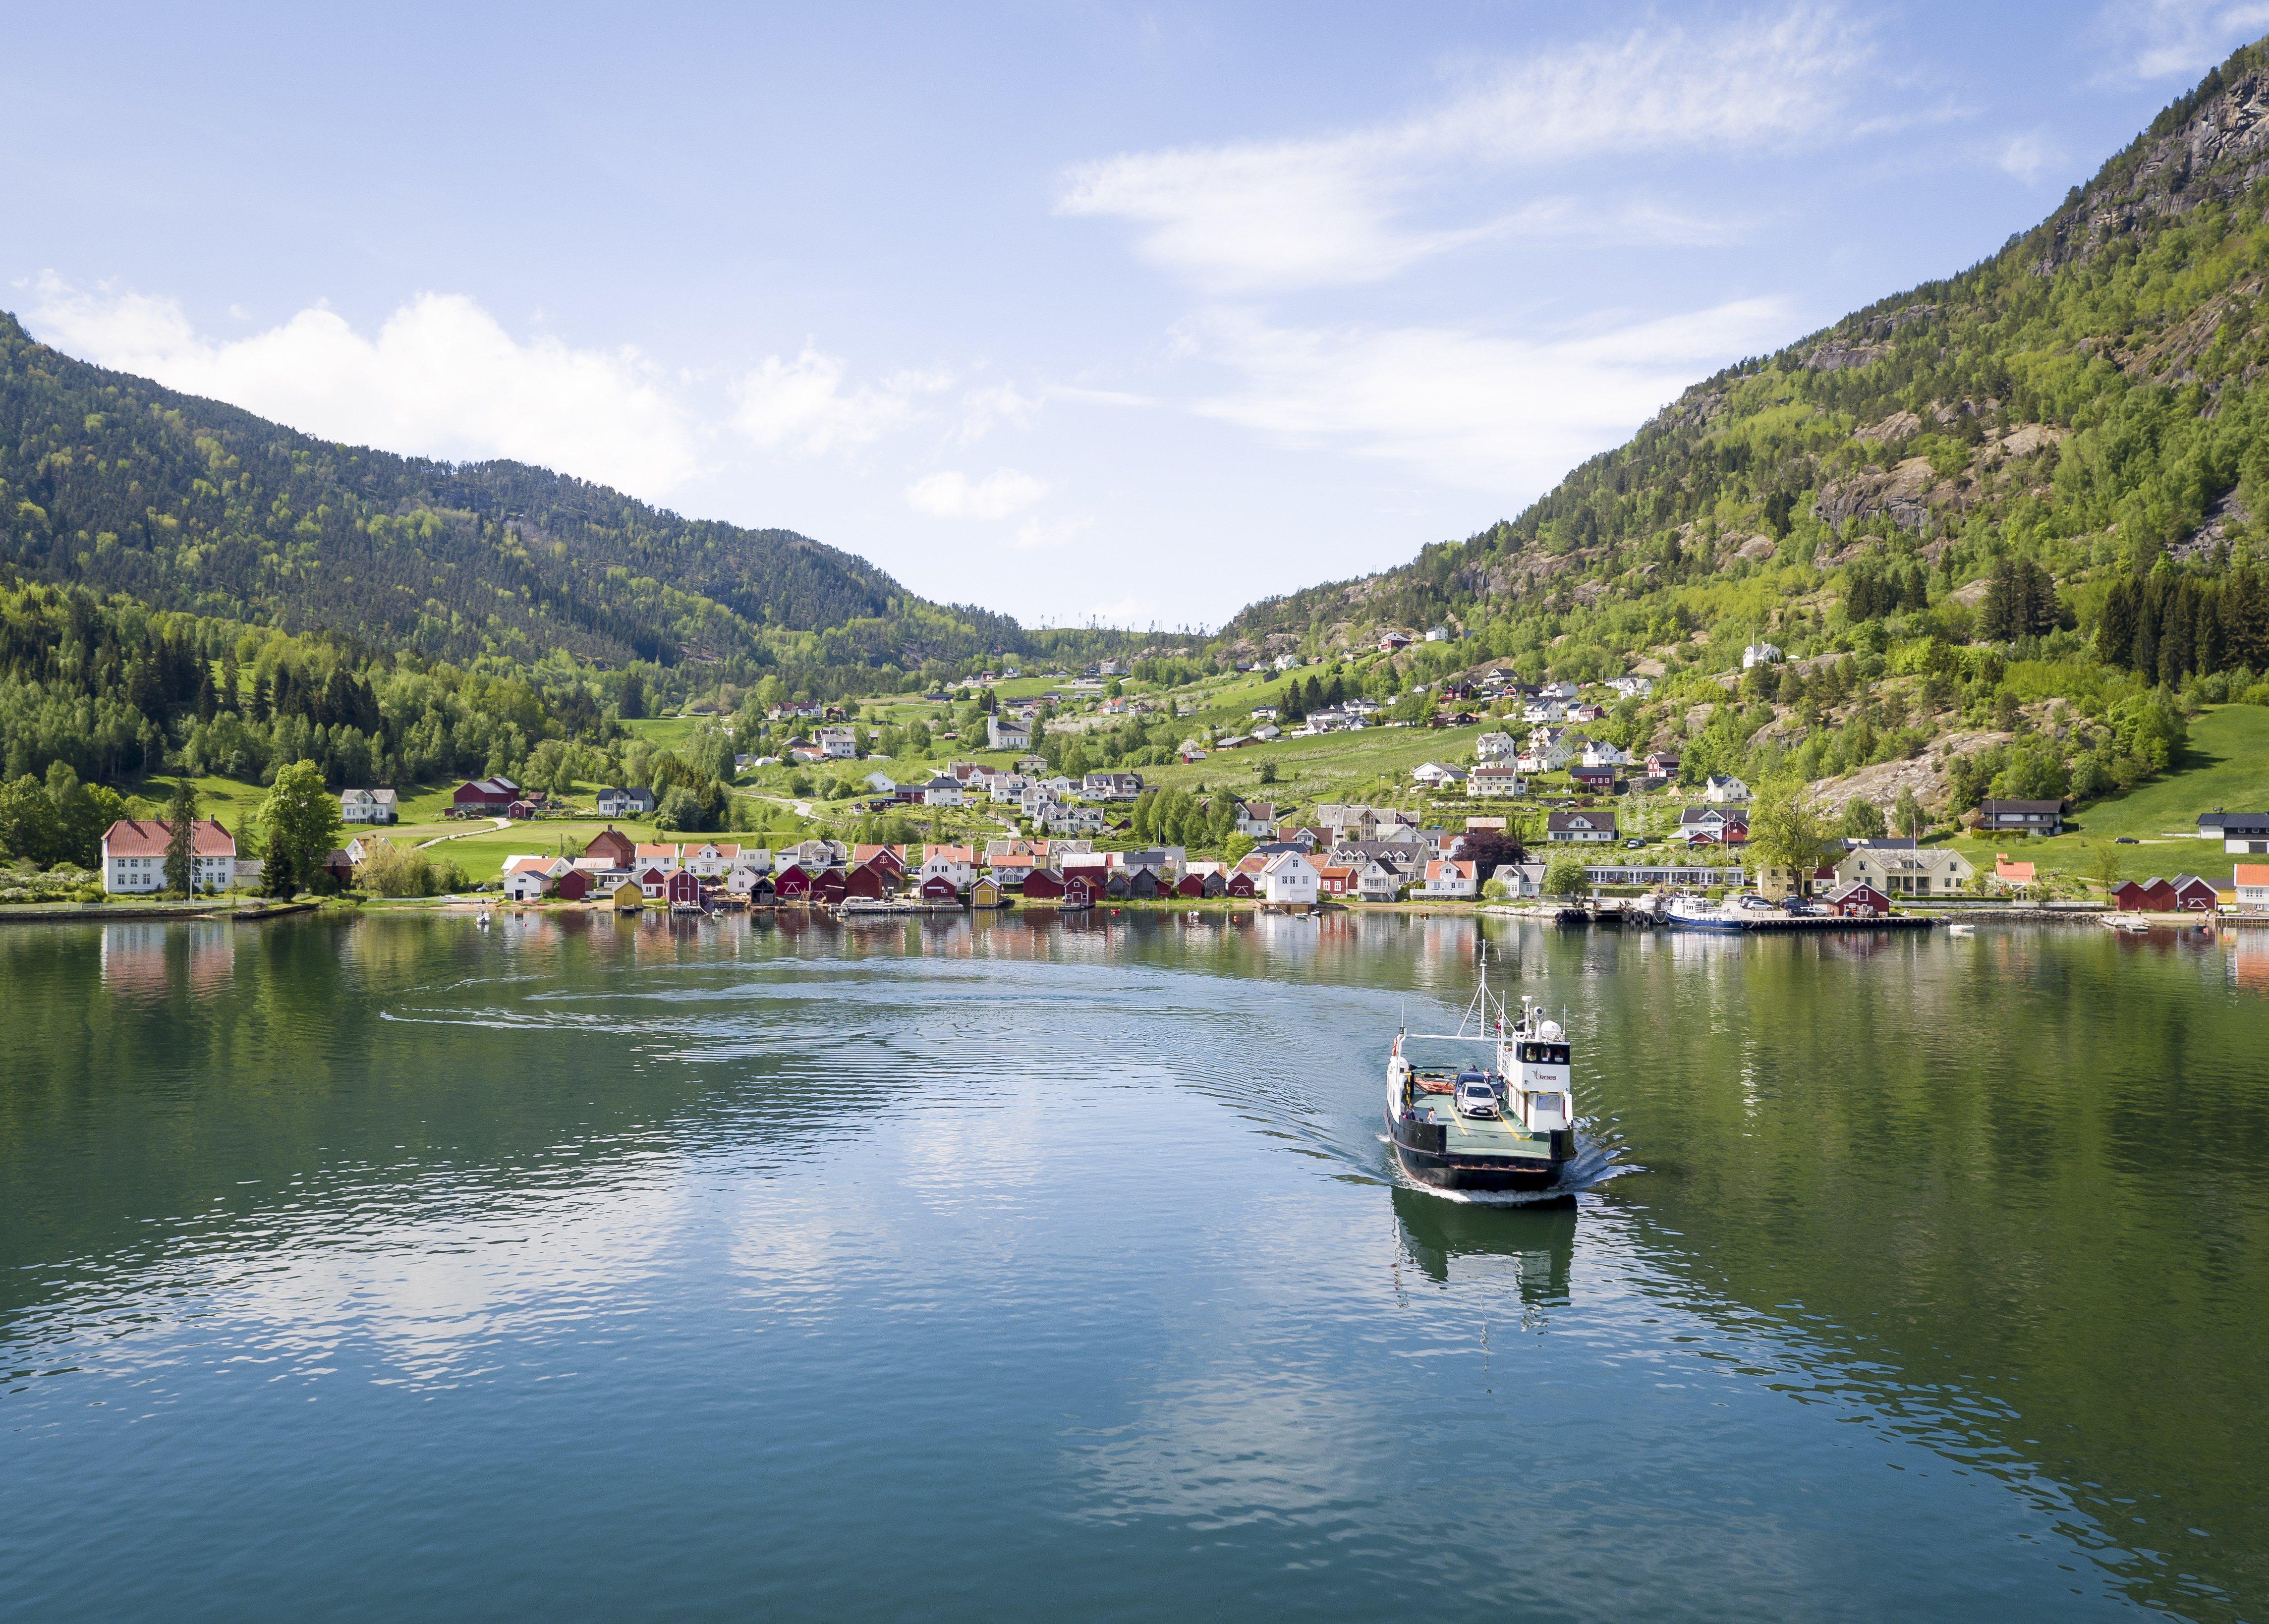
1213 36 2269 662
0 312 1065 684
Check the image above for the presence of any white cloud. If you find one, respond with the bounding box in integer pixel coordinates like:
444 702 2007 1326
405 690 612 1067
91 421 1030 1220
2099 0 2269 81
950 380 1040 447
730 343 950 456
1180 299 1794 496
1058 8 1869 291
1996 127 2064 183
28 275 701 497
905 467 1050 520
1012 514 1093 551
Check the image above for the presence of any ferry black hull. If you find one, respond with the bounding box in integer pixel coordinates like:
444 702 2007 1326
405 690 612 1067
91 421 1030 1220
1389 1112 1572 1191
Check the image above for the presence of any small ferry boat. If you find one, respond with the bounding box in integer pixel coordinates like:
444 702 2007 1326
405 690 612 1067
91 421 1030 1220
1386 949 1576 1193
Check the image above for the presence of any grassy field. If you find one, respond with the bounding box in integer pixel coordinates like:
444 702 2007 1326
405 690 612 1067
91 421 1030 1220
1937 705 2268 890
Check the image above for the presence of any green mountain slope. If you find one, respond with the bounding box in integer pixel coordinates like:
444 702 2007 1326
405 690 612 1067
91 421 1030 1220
0 311 1033 675
1219 41 2269 709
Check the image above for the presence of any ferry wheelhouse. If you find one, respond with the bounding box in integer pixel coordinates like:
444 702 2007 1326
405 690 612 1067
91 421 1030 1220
1386 952 1576 1192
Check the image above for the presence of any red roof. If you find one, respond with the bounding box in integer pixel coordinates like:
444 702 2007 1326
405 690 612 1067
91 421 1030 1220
102 818 235 858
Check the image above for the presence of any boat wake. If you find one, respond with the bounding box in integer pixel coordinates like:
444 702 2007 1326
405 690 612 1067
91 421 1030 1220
1375 1128 1637 1205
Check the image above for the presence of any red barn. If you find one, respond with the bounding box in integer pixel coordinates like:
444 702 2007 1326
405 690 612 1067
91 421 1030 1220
2113 878 2175 912
635 863 672 899
1062 874 1094 909
1822 881 1890 917
555 868 591 902
920 875 959 902
844 863 885 900
1022 867 1066 899
2169 874 2219 912
507 800 537 821
1569 765 1615 791
1175 873 1206 898
585 829 635 868
812 868 849 904
1226 871 1256 898
774 864 811 901
452 776 519 812
666 869 702 907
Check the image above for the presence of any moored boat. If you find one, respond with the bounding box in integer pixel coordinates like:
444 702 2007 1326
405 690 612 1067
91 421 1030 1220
1385 949 1576 1194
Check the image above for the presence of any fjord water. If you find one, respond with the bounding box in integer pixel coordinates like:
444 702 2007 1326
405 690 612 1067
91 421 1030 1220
2 913 2263 1622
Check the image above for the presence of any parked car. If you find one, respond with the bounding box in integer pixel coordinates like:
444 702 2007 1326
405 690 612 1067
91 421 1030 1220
1454 1076 1500 1119
1624 838 1646 848
2114 836 2139 844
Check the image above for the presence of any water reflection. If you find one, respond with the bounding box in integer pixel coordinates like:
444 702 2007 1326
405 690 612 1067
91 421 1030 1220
0 911 2262 1623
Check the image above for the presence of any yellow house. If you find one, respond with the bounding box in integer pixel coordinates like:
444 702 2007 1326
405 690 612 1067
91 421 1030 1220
970 875 1005 909
611 880 643 911
1834 843 1976 897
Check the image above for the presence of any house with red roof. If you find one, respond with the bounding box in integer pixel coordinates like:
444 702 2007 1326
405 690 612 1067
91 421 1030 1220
100 818 237 895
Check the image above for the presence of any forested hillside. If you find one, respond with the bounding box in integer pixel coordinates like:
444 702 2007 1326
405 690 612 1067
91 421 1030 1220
0 310 1109 684
1220 45 2269 747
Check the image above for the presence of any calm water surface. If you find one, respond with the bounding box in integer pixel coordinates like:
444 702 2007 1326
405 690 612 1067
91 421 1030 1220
2 910 2264 1621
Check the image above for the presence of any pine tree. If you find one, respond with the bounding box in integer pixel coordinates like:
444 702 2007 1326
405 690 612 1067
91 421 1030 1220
163 778 199 896
250 671 272 723
2099 575 2139 666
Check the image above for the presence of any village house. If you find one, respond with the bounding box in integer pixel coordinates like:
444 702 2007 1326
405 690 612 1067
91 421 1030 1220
1354 858 1402 901
681 842 743 878
1044 804 1106 834
1083 771 1144 801
1580 740 1630 769
1474 731 1518 763
815 726 857 759
1702 775 1750 804
919 845 978 890
1261 850 1322 905
921 775 964 807
1644 752 1681 779
596 787 657 817
503 866 552 902
340 788 398 824
1569 765 1617 792
1468 765 1527 798
1546 810 1616 843
1978 797 2065 837
1423 858 1478 898
1411 761 1466 788
100 818 238 894
1833 840 1974 896
585 829 637 869
780 837 848 871
1606 674 1653 699
1234 800 1282 838
1822 880 1890 916
2196 811 2269 853
1677 806 1749 845
2234 864 2269 913
1742 643 1784 669
1584 860 1751 891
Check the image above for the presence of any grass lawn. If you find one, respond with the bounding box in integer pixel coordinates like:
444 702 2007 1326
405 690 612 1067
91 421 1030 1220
1940 705 2269 890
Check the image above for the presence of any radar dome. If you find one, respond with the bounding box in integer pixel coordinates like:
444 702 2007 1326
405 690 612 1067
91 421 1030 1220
1538 1019 1564 1041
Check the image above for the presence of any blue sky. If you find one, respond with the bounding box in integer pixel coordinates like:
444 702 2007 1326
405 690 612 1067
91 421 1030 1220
7 2 2267 630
